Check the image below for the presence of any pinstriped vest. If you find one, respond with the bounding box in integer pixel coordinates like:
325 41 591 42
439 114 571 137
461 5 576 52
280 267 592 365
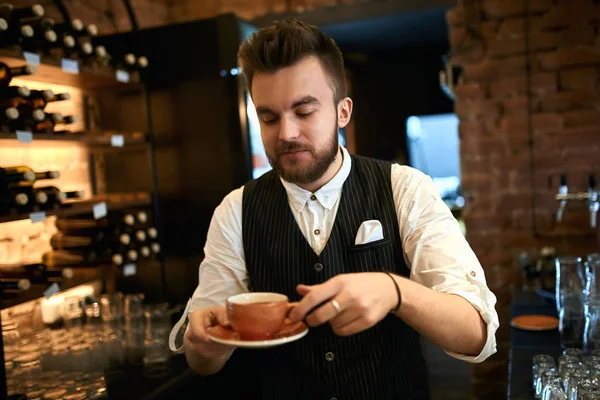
242 155 429 400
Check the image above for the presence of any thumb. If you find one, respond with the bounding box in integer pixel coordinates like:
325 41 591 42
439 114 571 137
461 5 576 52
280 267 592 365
215 308 231 327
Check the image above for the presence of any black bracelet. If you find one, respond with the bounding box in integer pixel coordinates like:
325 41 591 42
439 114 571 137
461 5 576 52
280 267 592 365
383 271 402 313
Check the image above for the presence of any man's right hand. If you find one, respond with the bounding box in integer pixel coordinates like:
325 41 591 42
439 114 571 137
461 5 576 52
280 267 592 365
184 306 236 375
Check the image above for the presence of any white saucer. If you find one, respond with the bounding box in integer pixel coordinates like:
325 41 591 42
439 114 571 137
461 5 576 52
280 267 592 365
207 321 309 349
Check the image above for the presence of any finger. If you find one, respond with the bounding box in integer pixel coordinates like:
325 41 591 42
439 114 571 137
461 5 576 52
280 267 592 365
296 284 311 296
330 309 361 330
188 308 222 343
289 277 344 322
305 292 351 327
331 316 369 337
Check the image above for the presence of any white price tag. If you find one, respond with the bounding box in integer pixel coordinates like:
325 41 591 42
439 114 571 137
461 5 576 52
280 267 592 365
111 134 124 147
116 69 130 83
29 211 46 223
123 264 136 277
93 202 107 220
23 51 40 66
16 130 33 143
61 58 79 74
44 282 60 298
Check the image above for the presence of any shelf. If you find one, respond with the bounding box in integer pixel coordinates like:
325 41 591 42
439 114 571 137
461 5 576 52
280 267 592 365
0 191 152 224
0 130 148 147
0 47 143 91
0 267 107 310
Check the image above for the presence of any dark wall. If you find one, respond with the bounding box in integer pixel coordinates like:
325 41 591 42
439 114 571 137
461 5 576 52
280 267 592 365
345 44 453 162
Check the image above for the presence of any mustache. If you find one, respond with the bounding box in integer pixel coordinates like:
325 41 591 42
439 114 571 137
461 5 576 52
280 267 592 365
276 141 312 155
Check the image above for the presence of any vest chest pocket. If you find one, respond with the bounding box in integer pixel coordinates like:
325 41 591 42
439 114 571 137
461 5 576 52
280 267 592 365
346 238 394 273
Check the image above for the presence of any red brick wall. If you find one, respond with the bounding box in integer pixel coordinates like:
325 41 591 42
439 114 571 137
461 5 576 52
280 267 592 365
448 0 600 397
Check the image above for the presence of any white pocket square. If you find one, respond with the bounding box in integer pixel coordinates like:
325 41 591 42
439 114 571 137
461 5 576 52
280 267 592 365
355 220 384 245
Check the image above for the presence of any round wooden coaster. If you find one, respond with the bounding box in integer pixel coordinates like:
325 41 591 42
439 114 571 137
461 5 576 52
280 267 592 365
510 314 559 331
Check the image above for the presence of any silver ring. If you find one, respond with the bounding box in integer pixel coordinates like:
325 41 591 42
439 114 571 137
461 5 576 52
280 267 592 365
331 299 341 314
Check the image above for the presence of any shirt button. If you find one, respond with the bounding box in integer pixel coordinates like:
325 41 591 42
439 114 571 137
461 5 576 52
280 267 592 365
470 271 476 277
314 263 323 272
314 229 320 235
325 352 334 362
310 194 316 201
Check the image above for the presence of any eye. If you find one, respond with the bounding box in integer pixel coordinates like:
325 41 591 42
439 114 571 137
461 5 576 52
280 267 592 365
261 115 279 125
297 111 313 118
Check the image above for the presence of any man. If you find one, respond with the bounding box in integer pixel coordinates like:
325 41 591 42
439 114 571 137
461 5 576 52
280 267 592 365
171 19 498 400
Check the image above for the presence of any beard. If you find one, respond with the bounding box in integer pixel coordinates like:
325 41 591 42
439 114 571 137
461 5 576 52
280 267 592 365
266 126 339 185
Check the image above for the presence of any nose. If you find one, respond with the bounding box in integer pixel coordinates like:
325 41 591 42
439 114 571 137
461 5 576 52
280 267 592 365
278 117 299 141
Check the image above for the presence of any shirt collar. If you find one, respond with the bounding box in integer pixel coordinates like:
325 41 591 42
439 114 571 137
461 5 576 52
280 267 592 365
281 146 352 213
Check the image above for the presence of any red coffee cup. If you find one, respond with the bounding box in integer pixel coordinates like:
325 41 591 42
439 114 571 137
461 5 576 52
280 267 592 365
226 293 296 341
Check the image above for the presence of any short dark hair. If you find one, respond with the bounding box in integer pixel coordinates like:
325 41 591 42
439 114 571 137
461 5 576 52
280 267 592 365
237 19 347 104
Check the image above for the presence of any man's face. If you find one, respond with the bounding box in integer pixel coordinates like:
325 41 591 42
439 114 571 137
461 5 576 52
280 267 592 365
251 56 346 185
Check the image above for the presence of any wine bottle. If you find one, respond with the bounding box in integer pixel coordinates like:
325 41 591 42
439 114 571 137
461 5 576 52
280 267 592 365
27 89 70 109
50 231 131 250
85 23 98 37
8 108 45 131
36 186 82 206
5 168 59 184
0 278 31 292
0 191 28 214
53 19 83 35
0 4 44 49
55 213 136 232
139 245 151 258
0 63 36 86
137 56 149 69
130 229 144 243
0 4 44 21
147 227 158 240
113 53 137 71
93 45 110 67
1 105 19 125
0 263 73 283
42 249 119 267
33 112 78 133
0 85 30 108
20 16 55 31
0 16 7 34
150 243 161 255
19 23 58 53
2 184 46 212
0 166 37 184
136 210 149 224
126 248 138 262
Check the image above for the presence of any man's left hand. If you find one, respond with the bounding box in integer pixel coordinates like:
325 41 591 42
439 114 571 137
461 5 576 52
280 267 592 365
288 272 398 336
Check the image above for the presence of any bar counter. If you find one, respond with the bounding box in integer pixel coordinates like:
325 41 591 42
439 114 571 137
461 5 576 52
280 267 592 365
509 289 561 400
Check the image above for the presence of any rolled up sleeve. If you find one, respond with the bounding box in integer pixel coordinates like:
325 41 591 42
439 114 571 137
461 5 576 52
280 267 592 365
392 165 499 363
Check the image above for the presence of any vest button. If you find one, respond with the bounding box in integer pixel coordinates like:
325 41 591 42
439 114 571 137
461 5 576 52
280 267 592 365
314 263 323 272
325 352 334 362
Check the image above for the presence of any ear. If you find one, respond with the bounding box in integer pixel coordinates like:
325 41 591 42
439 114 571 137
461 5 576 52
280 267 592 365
337 97 353 129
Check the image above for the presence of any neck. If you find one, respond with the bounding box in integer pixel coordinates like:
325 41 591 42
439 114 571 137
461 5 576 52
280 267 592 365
296 146 343 193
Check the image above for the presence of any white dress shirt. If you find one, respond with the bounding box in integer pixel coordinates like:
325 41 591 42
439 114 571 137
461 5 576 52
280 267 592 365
190 146 499 363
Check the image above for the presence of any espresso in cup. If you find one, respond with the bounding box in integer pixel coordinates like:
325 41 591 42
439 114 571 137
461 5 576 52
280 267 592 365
226 293 295 340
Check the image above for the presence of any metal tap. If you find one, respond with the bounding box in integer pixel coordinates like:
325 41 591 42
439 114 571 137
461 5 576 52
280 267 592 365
589 175 599 229
556 175 568 224
555 174 599 229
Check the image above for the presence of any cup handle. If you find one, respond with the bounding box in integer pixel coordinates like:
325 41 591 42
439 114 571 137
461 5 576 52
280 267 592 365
286 302 299 319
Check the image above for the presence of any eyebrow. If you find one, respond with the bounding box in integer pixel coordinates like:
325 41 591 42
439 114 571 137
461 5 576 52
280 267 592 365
255 95 320 115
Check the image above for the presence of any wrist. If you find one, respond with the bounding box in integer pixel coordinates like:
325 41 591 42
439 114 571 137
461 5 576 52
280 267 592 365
382 272 402 314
